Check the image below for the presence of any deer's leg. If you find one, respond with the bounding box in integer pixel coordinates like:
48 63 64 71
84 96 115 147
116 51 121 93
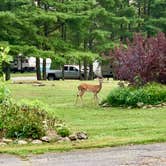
94 93 99 104
75 90 85 105
96 94 99 104
79 90 85 104
75 90 81 104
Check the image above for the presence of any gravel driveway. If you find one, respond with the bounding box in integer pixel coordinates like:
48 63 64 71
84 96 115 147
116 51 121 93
0 143 166 166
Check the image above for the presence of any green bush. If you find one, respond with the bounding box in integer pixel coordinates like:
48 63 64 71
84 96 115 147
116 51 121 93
0 100 57 139
56 125 70 137
105 83 166 107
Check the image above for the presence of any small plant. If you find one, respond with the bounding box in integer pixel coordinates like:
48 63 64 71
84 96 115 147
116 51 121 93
56 124 70 137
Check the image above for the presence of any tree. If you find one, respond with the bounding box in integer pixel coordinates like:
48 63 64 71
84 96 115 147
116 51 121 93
110 32 166 85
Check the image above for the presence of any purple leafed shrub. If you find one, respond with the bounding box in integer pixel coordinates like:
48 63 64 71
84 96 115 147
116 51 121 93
110 32 166 85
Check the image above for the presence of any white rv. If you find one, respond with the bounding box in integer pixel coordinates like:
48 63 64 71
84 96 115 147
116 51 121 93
11 57 51 72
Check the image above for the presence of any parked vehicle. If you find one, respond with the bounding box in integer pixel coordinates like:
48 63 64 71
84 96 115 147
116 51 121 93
46 65 84 80
101 64 113 78
10 56 51 72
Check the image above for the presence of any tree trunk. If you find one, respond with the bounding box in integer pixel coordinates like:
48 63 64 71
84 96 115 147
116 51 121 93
3 62 10 81
36 57 41 80
83 58 88 80
5 64 10 81
79 60 83 80
138 1 141 31
43 4 49 80
42 58 47 80
88 62 94 80
62 65 64 80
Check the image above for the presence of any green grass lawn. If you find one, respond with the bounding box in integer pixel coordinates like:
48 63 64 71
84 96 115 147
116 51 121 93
2 79 166 155
11 72 36 77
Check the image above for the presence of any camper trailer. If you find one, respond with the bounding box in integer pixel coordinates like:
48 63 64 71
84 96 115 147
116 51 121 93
101 63 113 78
93 60 113 78
11 57 51 72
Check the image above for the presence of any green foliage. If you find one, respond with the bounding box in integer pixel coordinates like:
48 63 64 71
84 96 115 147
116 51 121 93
105 83 166 107
0 46 12 78
56 124 70 137
0 100 57 139
0 82 10 104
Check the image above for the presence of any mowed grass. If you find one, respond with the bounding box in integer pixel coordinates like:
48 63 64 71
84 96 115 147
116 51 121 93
3 79 166 155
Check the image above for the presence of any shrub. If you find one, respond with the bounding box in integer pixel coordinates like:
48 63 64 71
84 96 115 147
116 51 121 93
105 83 166 107
0 100 57 139
56 124 70 137
110 32 166 85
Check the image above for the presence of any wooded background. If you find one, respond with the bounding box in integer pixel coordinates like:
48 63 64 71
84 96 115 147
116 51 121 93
0 0 165 80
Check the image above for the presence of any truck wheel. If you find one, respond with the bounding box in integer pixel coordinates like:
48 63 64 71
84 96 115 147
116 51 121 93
48 74 55 80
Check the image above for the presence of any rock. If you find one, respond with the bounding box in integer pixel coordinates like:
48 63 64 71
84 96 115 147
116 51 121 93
27 138 33 142
2 138 13 144
102 103 110 107
76 132 88 140
31 139 43 144
58 137 71 143
41 136 51 142
146 105 153 108
0 142 7 146
69 134 77 141
162 103 166 106
46 129 61 142
156 104 162 107
143 106 147 109
17 140 28 145
137 102 144 108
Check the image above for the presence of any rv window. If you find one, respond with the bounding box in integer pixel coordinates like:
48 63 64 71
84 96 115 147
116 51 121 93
25 59 28 63
64 66 68 71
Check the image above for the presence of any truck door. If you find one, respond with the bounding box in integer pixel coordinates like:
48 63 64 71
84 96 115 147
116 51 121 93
68 66 79 79
64 66 69 78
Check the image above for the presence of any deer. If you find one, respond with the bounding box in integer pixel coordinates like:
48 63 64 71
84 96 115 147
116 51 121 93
75 77 103 105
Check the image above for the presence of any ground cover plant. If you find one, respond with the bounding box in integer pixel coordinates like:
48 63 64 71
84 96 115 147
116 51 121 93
104 82 166 107
0 100 57 139
1 79 165 155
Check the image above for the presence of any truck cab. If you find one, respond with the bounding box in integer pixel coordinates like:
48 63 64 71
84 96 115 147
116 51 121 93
46 65 83 80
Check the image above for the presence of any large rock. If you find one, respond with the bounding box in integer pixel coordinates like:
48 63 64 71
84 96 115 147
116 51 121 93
17 140 28 145
41 136 51 142
2 138 13 144
76 132 88 140
69 134 77 141
46 129 61 142
137 102 144 108
31 139 42 144
57 137 71 143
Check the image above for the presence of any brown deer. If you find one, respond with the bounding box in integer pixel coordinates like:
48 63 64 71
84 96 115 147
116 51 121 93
75 77 103 104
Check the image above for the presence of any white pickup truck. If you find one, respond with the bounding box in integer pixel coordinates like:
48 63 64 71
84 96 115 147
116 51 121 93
46 65 84 80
